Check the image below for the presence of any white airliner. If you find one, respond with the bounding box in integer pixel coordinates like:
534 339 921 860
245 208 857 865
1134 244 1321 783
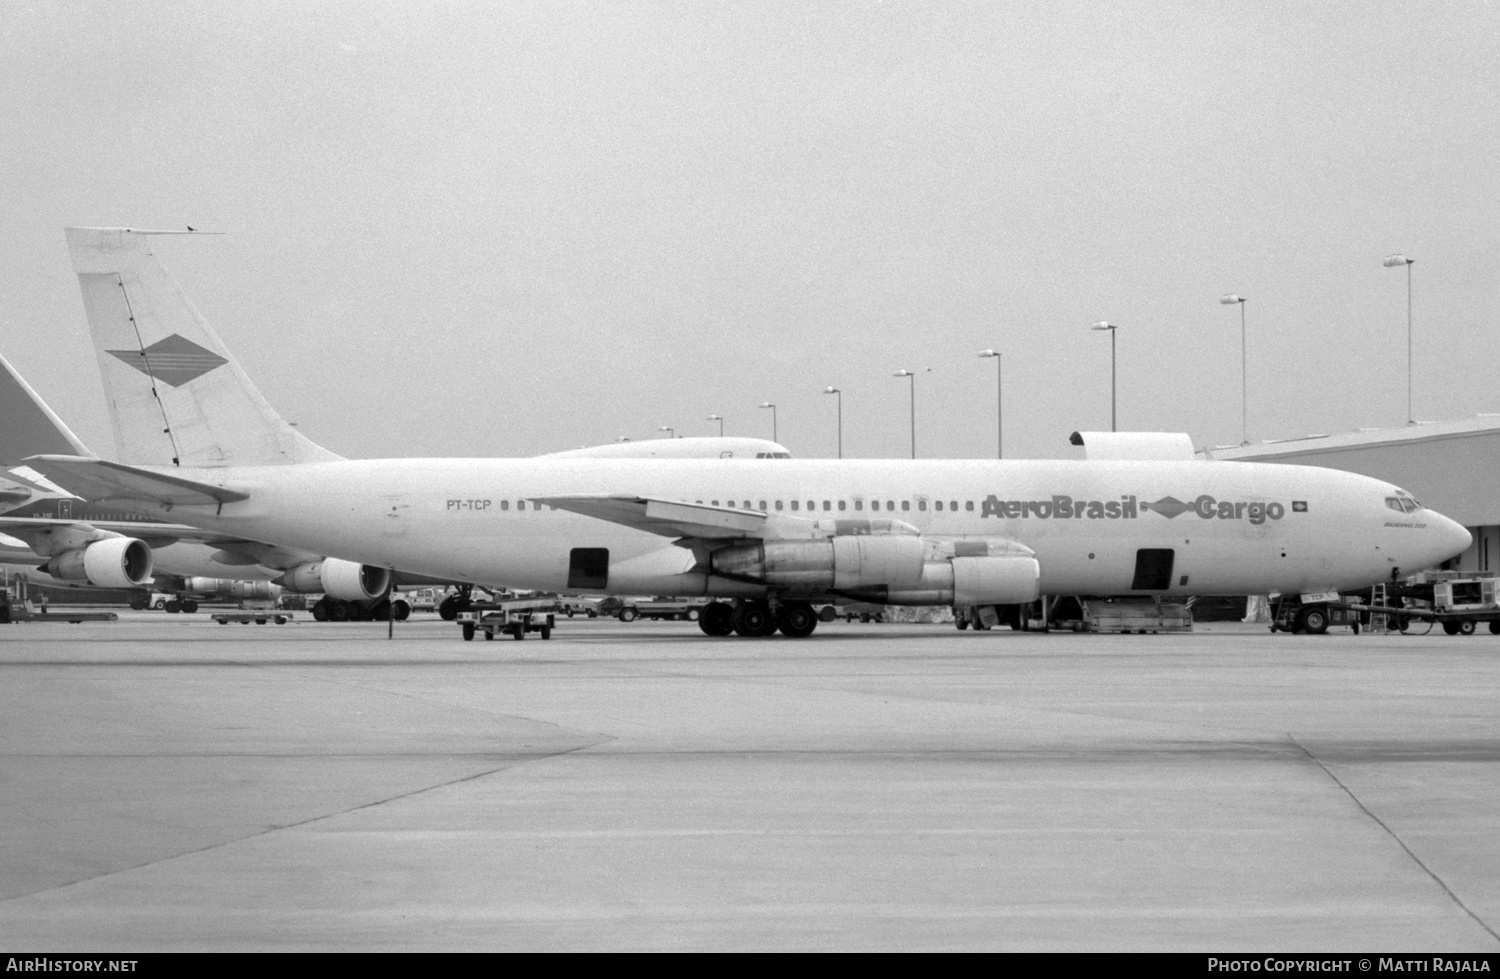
25 227 1472 638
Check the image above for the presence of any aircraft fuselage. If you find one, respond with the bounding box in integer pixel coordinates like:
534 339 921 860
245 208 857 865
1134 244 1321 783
100 456 1470 602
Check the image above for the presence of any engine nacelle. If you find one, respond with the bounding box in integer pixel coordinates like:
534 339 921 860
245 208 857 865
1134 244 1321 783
273 558 391 600
40 538 154 588
712 535 926 593
842 556 1042 606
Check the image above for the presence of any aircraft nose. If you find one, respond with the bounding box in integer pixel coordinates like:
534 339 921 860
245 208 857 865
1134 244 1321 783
1436 513 1473 560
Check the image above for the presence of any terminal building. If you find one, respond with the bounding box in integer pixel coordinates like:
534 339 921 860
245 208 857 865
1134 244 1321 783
1203 416 1500 576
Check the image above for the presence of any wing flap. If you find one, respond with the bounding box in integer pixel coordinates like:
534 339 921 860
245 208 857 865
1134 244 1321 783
533 494 768 539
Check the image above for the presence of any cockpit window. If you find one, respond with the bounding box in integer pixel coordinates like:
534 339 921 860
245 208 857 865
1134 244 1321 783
1386 492 1422 513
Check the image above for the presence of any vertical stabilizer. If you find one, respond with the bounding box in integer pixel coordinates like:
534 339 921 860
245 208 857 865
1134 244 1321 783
0 352 92 466
66 227 343 467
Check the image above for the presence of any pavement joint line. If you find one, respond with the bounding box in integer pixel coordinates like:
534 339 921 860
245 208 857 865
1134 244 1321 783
0 740 606 908
1287 732 1500 947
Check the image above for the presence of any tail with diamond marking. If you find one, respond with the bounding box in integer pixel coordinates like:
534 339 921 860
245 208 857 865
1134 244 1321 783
66 227 342 468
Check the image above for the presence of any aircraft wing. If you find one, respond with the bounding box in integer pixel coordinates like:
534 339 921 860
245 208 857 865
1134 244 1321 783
0 516 186 552
533 494 769 539
23 456 249 507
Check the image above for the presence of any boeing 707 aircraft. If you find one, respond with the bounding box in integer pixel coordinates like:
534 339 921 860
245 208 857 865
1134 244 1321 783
26 228 1471 638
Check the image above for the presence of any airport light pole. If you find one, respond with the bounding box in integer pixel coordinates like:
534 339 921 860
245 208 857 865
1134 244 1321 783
759 402 777 443
977 349 1002 459
1090 322 1118 432
823 386 842 458
657 425 674 439
1384 254 1416 424
893 370 916 458
707 414 724 437
1220 295 1248 444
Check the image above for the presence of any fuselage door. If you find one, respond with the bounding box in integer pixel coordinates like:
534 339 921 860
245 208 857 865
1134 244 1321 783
1131 548 1175 591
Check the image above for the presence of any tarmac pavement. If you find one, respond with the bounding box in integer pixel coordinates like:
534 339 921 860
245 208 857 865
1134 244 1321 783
1 612 1497 951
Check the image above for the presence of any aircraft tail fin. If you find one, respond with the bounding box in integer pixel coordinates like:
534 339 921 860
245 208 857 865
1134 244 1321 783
66 227 343 468
0 352 92 467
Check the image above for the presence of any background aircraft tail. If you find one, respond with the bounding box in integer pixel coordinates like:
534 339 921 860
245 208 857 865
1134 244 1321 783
0 351 92 467
66 227 343 468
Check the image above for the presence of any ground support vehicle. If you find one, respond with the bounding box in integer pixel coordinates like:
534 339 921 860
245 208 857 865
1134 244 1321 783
557 598 600 618
1268 595 1365 635
213 611 292 625
456 601 558 641
1269 577 1500 635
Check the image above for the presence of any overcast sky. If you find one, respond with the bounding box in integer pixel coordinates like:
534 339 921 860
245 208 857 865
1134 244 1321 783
3 2 1497 462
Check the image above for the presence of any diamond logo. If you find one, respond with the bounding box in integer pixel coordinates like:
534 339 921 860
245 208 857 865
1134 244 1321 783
107 334 227 387
1140 496 1193 519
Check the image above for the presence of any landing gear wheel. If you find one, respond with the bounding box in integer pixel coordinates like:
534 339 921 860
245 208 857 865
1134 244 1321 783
439 596 459 621
165 599 182 614
329 600 350 622
732 601 777 637
776 601 818 638
698 602 735 637
182 600 198 613
312 599 330 622
393 600 411 621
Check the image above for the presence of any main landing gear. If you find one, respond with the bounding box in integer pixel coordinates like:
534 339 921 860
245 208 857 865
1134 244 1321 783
697 599 819 638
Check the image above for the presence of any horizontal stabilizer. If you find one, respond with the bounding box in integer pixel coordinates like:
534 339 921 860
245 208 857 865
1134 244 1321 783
24 455 249 508
533 495 768 539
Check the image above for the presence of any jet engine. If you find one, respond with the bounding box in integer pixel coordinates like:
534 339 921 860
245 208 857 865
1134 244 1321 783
711 535 927 592
272 558 392 600
711 534 1039 606
38 538 154 588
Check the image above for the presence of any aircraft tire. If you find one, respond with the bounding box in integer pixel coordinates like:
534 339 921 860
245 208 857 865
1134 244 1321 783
329 601 350 622
1299 607 1329 635
732 601 776 638
393 600 411 621
311 600 330 622
438 596 459 621
165 599 182 614
183 600 199 613
698 602 735 637
776 601 818 638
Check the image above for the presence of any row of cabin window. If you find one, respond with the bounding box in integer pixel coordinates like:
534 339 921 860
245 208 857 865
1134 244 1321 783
495 499 971 513
702 499 971 513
